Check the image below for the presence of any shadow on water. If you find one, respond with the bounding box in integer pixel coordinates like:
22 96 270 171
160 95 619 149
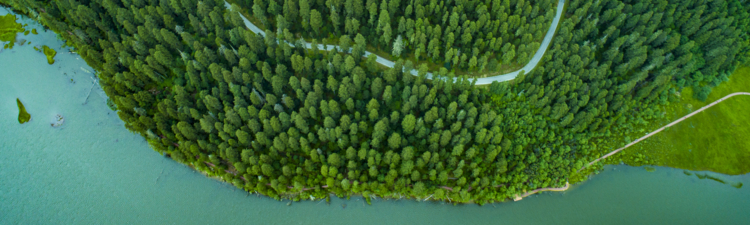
684 170 744 188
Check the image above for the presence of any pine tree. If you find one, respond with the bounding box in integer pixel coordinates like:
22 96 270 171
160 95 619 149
310 10 322 35
392 35 404 56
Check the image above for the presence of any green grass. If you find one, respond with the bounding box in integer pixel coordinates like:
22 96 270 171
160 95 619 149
17 98 30 124
42 45 56 64
0 13 24 49
615 67 750 175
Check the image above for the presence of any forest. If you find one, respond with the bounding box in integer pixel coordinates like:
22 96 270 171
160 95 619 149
232 0 557 73
1 0 748 205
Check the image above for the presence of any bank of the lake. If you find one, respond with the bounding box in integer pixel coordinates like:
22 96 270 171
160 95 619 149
599 67 750 175
2 8 749 225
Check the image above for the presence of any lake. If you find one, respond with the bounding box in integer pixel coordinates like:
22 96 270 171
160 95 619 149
1 8 748 224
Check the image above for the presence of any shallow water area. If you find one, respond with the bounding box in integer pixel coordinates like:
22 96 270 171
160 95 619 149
1 8 750 225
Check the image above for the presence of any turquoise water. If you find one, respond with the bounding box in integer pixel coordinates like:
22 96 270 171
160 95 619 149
2 9 749 224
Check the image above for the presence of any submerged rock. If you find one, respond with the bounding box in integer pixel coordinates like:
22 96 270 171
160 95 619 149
16 98 30 124
51 114 64 127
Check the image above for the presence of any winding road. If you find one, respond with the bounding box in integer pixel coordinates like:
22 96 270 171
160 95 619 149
220 2 747 202
225 0 565 85
580 92 750 171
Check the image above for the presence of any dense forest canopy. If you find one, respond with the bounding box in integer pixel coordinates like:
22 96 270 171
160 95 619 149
1 0 747 204
233 0 557 73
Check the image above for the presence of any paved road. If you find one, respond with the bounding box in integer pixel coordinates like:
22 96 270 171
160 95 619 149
580 92 750 171
225 0 565 85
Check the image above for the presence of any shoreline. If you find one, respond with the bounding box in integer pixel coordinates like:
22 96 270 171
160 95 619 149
183 155 573 205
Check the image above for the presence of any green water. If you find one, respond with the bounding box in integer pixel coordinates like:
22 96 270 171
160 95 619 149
1 9 749 224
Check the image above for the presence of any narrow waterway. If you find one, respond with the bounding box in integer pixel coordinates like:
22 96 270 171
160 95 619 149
1 9 748 225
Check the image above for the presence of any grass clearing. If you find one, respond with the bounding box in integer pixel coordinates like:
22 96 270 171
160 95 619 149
614 67 750 175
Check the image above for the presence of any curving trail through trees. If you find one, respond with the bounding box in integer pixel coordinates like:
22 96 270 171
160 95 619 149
225 0 565 85
579 92 750 172
513 182 570 201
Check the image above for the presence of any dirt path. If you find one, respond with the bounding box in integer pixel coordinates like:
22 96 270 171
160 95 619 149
514 182 570 201
580 92 750 171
